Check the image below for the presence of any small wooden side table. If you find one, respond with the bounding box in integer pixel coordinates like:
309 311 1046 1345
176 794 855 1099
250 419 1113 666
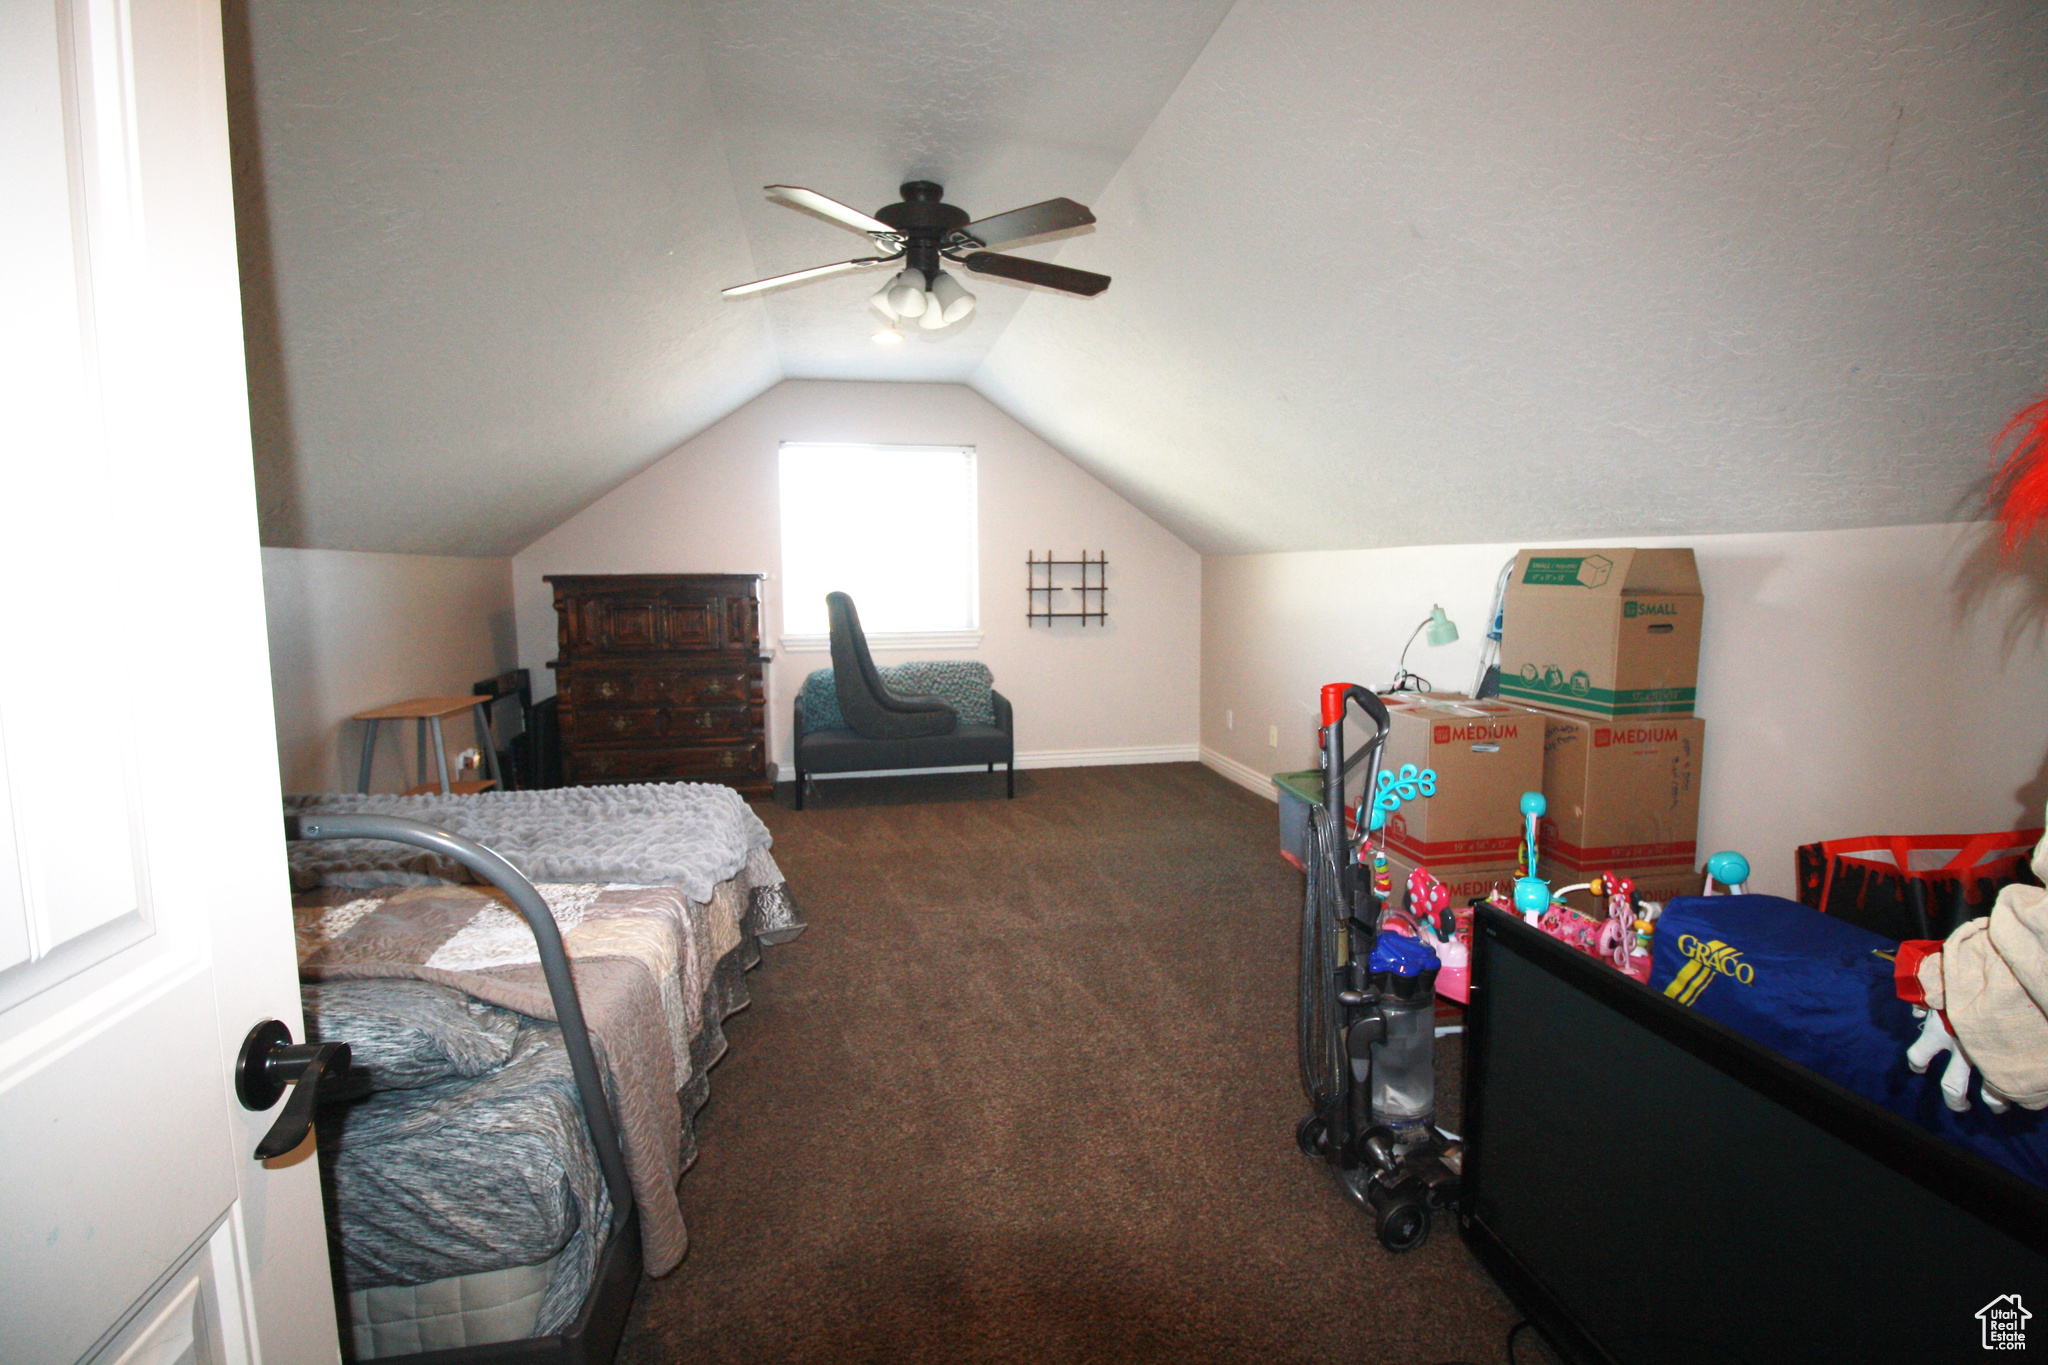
353 696 503 794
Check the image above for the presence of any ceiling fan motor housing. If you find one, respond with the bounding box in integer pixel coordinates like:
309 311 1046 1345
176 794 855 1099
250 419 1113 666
876 182 970 282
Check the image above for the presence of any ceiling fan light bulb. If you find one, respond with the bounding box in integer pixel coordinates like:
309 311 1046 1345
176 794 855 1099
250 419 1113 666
930 270 976 323
918 292 950 330
885 269 927 318
872 325 904 346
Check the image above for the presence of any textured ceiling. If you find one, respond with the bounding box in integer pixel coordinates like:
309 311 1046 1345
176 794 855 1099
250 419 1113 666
235 0 2048 558
234 0 1232 554
974 0 2048 553
234 0 780 556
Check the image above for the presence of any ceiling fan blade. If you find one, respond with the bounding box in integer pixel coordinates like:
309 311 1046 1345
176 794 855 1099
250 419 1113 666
962 198 1095 251
763 185 896 237
721 257 891 299
961 251 1110 297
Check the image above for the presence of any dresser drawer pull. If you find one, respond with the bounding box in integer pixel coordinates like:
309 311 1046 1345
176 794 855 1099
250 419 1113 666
611 716 630 732
720 750 737 768
702 680 727 698
696 711 717 728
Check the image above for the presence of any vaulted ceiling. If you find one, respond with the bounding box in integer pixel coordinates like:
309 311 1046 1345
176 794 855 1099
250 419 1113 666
232 0 2048 558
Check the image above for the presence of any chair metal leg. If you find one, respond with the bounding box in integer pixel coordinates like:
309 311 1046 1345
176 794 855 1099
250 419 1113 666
1006 760 1015 798
793 766 805 810
357 719 378 793
416 720 428 789
430 716 451 793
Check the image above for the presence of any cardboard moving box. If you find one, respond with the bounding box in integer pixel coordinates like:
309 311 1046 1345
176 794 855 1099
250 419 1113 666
1537 710 1704 875
1381 696 1543 870
1498 548 1702 719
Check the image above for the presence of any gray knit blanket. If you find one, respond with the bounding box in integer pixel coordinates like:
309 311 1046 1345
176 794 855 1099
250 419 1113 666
285 783 772 908
798 660 995 730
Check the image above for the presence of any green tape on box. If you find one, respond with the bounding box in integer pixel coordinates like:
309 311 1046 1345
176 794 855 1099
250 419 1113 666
1497 675 1696 717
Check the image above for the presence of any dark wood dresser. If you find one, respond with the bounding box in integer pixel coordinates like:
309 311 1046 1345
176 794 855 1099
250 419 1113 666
546 573 771 796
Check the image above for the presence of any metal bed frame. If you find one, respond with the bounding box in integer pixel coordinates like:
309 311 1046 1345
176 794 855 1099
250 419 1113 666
287 813 642 1365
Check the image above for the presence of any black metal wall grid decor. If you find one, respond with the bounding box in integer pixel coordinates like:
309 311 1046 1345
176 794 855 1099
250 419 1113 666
1026 551 1107 626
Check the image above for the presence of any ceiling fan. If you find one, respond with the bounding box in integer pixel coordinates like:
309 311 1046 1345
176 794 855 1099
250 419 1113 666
721 181 1110 340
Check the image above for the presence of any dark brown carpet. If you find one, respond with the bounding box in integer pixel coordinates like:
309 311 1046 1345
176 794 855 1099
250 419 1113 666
618 763 1527 1365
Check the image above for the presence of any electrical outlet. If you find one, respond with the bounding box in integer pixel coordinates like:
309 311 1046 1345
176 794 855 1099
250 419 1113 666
1268 724 1278 748
1226 709 1234 730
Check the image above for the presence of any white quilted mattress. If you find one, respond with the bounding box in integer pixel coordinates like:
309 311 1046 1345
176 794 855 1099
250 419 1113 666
347 1255 558 1359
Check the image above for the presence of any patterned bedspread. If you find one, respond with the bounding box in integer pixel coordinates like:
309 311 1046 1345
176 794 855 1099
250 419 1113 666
284 783 788 919
295 845 797 1279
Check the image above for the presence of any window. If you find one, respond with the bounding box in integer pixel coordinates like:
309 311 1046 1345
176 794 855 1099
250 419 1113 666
777 443 978 642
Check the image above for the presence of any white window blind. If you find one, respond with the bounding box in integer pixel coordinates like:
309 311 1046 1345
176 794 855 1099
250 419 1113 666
778 443 978 639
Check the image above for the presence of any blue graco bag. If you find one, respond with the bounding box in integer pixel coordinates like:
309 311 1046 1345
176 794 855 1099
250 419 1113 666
1650 894 2048 1188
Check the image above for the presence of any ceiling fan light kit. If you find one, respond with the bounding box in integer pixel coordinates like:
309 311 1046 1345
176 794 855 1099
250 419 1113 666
930 270 975 323
882 267 929 318
723 180 1110 337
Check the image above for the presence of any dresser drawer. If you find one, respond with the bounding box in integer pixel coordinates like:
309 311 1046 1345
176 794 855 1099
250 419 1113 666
564 740 765 785
662 670 752 706
561 590 721 653
561 667 753 709
565 704 752 745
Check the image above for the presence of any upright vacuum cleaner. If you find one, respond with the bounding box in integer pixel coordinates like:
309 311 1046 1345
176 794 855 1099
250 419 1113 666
1295 684 1462 1251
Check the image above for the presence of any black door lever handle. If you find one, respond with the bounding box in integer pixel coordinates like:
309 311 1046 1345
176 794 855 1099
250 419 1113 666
236 1019 352 1160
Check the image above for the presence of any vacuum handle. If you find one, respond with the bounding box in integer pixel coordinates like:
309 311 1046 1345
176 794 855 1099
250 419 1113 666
1320 683 1388 731
1319 683 1391 822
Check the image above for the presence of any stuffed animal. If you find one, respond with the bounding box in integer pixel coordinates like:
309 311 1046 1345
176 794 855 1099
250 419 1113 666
1893 818 2048 1111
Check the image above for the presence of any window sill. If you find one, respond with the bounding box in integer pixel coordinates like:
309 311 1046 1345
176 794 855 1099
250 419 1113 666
779 630 983 654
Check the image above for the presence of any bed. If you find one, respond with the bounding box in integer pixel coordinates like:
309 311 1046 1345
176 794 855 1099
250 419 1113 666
285 784 801 1360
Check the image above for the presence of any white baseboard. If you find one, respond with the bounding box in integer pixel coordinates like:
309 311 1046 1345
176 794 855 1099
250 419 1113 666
1016 744 1198 770
774 744 1198 783
1199 746 1279 801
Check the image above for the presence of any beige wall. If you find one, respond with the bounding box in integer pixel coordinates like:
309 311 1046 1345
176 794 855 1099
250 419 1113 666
1201 523 2048 898
512 379 1202 773
262 548 516 793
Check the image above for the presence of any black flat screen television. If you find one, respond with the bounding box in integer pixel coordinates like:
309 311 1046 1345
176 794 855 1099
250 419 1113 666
1462 904 2048 1365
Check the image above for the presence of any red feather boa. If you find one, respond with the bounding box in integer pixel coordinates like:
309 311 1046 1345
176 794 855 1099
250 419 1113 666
1991 394 2048 556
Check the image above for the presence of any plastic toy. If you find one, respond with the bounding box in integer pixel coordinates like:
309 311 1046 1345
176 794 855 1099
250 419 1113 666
1512 791 1551 923
1411 870 1468 999
1536 902 1602 953
1406 866 1450 921
1703 851 1751 896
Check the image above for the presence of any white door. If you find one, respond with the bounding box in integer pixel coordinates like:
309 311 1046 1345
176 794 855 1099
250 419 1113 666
0 0 335 1361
